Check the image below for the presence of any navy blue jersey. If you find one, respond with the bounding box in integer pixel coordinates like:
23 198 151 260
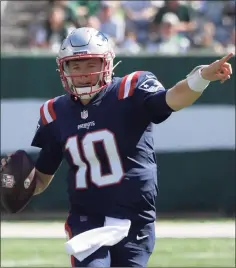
31 71 173 223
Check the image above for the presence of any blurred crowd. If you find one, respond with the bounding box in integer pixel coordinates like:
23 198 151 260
29 0 235 55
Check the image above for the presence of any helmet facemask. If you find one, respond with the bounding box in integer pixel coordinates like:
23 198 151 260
57 53 114 99
56 27 118 99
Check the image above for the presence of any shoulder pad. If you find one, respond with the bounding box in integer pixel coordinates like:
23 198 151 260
118 71 143 100
40 98 57 125
118 71 164 100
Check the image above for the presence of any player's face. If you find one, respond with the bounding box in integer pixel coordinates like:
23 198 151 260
67 58 102 87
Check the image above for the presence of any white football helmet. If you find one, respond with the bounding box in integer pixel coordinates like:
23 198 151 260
56 27 115 99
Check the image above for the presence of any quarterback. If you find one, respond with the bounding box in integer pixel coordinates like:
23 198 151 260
0 27 233 267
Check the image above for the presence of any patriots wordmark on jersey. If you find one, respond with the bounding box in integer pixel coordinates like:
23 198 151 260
32 71 173 223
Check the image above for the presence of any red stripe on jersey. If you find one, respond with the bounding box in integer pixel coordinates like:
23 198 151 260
65 221 76 268
128 71 142 97
40 104 48 125
118 75 128 100
48 99 56 120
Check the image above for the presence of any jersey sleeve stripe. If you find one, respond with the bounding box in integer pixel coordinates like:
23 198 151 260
128 71 142 97
123 72 136 99
118 75 128 100
119 71 142 99
48 99 57 120
40 105 48 125
40 99 56 125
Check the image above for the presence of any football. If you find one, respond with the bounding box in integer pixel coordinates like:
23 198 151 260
1 150 36 213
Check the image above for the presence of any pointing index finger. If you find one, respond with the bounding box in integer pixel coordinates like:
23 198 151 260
219 53 234 64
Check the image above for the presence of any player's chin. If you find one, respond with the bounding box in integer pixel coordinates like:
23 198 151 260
75 83 96 88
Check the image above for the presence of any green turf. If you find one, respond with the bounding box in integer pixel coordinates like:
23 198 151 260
1 238 235 267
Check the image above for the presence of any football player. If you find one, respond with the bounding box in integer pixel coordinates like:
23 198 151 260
0 27 233 267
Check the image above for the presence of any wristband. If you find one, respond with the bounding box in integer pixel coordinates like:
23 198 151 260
186 65 210 92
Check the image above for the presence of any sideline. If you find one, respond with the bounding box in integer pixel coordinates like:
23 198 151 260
1 221 235 238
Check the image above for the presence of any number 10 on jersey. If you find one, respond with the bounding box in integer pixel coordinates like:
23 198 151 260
65 129 124 189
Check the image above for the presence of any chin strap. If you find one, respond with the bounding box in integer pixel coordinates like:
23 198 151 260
113 60 122 71
79 91 98 100
72 84 99 100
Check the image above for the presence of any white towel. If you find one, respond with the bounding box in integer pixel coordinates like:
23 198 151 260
65 217 131 262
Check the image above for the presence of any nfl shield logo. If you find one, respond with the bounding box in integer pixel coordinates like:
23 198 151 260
1 174 15 188
81 110 88 119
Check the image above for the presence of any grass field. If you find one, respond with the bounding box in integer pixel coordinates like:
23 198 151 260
1 220 235 267
1 238 235 267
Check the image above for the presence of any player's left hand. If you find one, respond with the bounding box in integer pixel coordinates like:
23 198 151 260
201 52 234 84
